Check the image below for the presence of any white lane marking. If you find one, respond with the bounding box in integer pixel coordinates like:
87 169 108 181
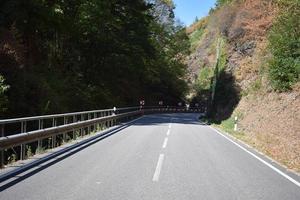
162 137 168 149
209 126 300 188
152 154 165 182
166 129 170 136
169 117 172 128
96 181 101 185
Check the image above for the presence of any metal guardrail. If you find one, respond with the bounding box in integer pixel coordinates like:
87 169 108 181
0 107 140 168
144 106 203 114
0 106 202 168
0 107 140 125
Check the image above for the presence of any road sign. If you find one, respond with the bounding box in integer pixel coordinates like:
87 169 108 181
186 104 190 109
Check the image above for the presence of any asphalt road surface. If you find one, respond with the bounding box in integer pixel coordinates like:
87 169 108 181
0 113 299 200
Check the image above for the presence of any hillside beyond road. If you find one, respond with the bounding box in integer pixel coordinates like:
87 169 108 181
0 113 299 200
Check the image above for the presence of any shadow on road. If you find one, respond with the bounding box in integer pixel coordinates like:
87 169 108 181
0 113 205 191
0 123 132 191
132 113 205 126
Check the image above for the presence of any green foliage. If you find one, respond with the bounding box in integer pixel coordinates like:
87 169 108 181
0 0 189 117
268 0 300 91
217 114 244 139
188 17 208 50
219 117 234 132
36 146 46 154
195 67 214 91
26 145 33 158
0 75 9 114
242 78 262 96
216 37 228 72
216 0 234 7
8 153 17 164
190 28 205 50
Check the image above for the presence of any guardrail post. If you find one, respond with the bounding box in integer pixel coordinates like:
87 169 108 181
63 117 67 142
37 119 43 153
52 118 57 148
87 113 91 134
0 124 4 168
73 115 76 139
113 107 117 126
94 112 97 131
20 121 26 160
81 114 84 137
109 111 112 127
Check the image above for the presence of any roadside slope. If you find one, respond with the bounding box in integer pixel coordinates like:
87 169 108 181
186 0 300 172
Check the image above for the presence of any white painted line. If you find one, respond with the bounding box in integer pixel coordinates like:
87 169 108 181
166 129 170 136
209 126 300 188
162 137 168 149
152 154 165 182
168 123 171 129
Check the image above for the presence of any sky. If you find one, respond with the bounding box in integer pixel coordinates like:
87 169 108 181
173 0 216 26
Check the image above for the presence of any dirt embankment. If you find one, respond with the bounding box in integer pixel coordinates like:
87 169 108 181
186 0 300 172
237 86 300 172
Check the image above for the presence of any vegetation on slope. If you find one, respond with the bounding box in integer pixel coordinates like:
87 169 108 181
187 0 300 171
188 0 299 116
0 0 189 117
0 75 9 113
268 0 300 91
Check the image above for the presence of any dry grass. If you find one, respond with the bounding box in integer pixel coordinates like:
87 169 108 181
186 17 208 35
236 90 300 172
186 0 300 173
229 0 278 42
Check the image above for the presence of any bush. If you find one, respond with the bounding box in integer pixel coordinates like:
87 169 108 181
0 75 9 113
195 66 214 91
216 0 234 7
190 28 205 49
268 0 300 91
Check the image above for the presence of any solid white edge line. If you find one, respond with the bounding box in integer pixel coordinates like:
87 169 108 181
209 126 300 188
152 154 165 182
162 137 168 149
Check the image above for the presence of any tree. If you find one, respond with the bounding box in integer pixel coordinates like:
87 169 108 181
0 75 9 114
0 0 190 117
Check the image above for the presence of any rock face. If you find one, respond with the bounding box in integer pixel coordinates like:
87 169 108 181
234 41 256 56
186 0 300 172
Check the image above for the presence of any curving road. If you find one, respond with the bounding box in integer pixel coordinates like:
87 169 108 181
0 113 300 200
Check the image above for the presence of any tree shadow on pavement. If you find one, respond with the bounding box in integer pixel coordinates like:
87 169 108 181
0 124 132 192
0 113 207 191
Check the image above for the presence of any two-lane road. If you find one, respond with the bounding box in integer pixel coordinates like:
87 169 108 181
0 113 299 199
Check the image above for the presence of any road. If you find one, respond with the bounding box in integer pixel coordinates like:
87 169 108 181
0 113 299 200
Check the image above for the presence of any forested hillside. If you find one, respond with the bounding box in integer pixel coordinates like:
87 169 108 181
186 0 300 172
0 0 189 118
1 0 299 172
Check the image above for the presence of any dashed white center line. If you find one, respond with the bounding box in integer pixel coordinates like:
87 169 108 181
168 123 171 129
166 129 170 136
162 137 168 149
152 154 165 182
